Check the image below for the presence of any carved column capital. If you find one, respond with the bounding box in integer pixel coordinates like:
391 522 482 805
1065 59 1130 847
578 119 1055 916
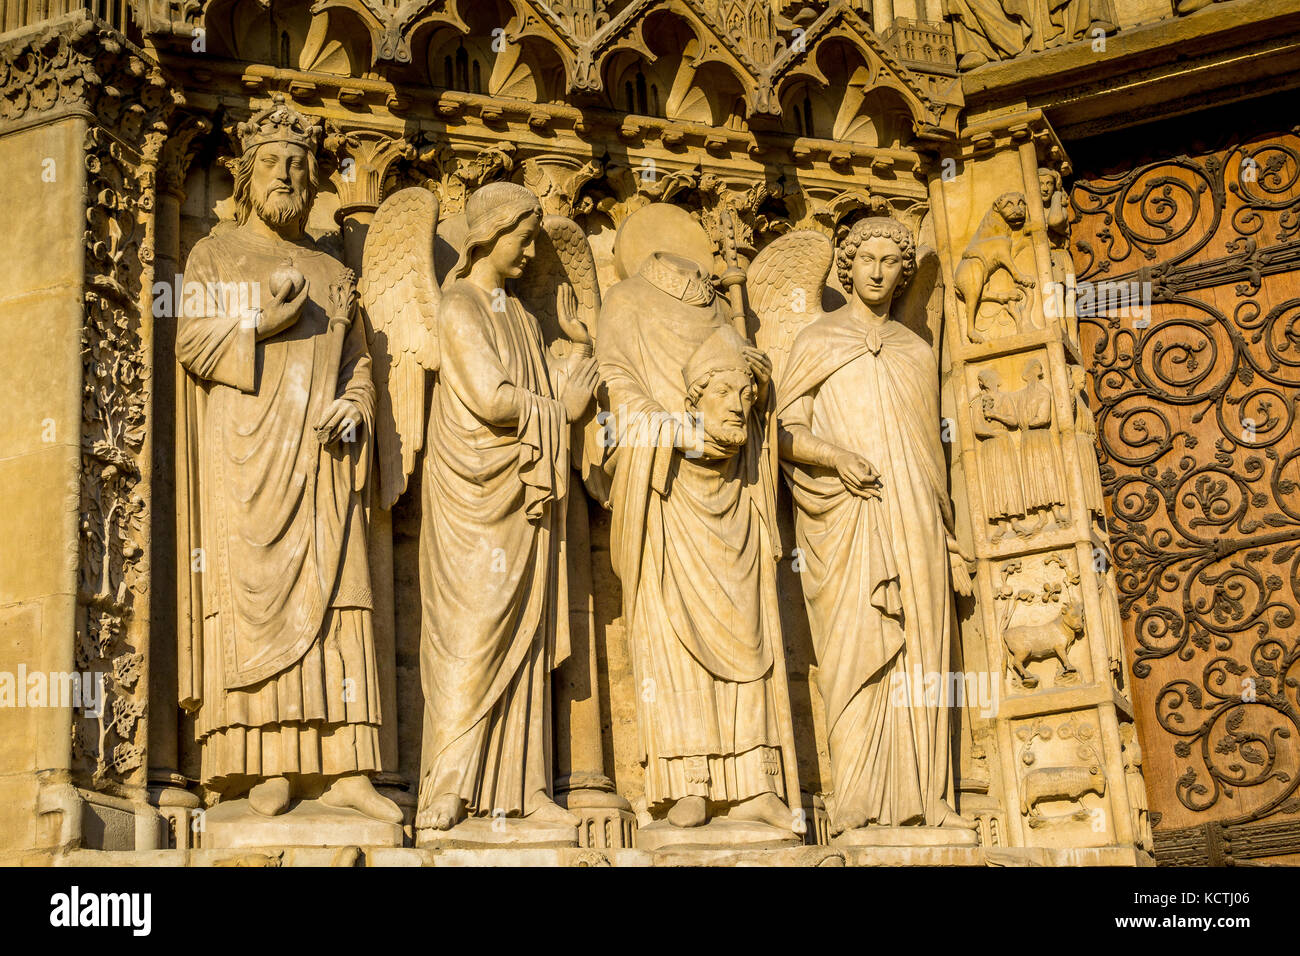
157 113 213 199
0 13 181 139
325 127 417 222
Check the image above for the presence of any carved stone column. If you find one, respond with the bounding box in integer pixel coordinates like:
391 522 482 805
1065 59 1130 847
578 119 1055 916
0 13 179 858
328 127 417 816
927 109 1148 860
147 114 210 849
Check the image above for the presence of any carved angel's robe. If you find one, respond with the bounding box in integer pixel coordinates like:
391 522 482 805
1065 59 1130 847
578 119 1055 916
778 312 956 828
417 282 571 819
598 255 790 809
176 228 381 788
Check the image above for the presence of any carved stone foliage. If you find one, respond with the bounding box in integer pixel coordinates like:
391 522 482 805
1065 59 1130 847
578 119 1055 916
38 25 179 793
1072 128 1300 832
77 125 156 789
382 136 517 216
0 15 178 139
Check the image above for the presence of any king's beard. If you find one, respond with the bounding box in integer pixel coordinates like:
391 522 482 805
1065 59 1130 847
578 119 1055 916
251 187 310 230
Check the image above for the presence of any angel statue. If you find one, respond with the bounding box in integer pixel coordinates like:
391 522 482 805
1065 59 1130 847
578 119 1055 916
360 181 600 838
762 217 979 838
598 205 802 839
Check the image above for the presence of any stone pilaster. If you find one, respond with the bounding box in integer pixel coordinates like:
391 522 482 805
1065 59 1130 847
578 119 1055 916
927 109 1148 857
0 12 180 859
326 125 417 818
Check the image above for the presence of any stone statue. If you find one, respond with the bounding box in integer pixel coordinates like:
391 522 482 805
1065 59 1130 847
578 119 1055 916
1071 365 1104 518
972 368 1028 541
954 192 1036 343
772 217 977 837
1014 359 1070 530
1119 723 1153 852
1039 167 1072 286
947 0 1033 69
598 241 799 834
360 181 600 837
175 94 401 824
947 0 1116 68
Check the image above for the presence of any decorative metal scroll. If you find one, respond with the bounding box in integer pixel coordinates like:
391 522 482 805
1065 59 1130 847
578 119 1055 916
1071 129 1300 829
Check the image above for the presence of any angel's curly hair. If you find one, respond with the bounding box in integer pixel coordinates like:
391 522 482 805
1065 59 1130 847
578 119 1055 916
835 217 916 299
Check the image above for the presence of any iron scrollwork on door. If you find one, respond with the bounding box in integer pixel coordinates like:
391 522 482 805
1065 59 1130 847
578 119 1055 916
1072 130 1300 831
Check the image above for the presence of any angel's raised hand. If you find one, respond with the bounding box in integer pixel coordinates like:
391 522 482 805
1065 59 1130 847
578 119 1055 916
556 283 592 348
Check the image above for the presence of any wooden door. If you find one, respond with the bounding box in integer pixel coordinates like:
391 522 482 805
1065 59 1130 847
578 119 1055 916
1070 104 1300 865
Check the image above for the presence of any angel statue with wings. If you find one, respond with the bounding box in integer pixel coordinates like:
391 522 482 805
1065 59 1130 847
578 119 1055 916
360 181 600 838
759 217 979 839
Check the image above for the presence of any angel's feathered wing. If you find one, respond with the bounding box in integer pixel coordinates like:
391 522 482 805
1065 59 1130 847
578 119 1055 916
747 230 834 384
516 214 601 348
896 245 945 357
360 187 441 510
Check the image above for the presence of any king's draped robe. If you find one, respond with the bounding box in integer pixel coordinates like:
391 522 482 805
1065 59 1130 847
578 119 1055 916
777 311 957 828
417 281 572 819
598 255 789 809
176 227 381 788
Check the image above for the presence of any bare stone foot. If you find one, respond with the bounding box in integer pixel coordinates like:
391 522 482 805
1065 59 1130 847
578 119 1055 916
248 776 291 817
729 791 791 828
524 796 580 827
416 792 463 831
933 800 979 830
321 774 403 824
666 795 707 828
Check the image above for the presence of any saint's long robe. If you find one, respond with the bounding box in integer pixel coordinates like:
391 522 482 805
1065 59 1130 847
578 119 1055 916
176 227 380 788
418 281 571 819
1016 380 1067 512
777 312 957 829
598 265 794 810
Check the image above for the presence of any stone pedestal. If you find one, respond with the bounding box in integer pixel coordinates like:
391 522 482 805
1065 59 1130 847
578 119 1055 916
635 819 803 851
415 817 579 849
833 826 980 848
201 800 403 850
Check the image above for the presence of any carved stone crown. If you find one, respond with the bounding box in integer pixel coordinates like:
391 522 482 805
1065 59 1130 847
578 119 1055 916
237 94 322 154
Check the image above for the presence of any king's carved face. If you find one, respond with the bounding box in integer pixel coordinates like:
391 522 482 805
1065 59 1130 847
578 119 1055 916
488 212 540 280
852 235 906 308
250 141 313 231
690 367 756 455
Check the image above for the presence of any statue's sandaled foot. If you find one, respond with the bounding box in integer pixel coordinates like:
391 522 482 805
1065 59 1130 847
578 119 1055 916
933 800 978 830
666 795 708 828
728 791 791 828
321 774 403 824
248 776 291 817
415 792 463 831
523 795 580 827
